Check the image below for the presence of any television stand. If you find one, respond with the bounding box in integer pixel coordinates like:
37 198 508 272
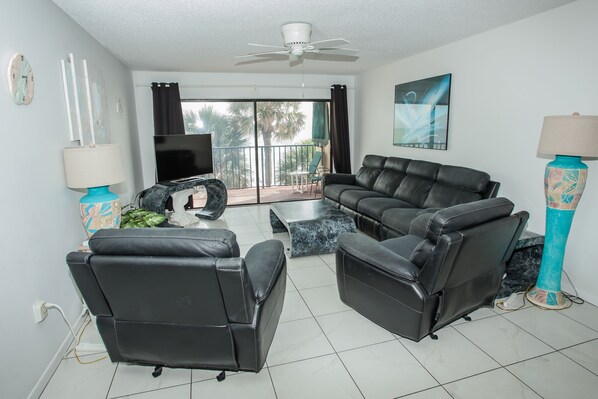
141 177 227 221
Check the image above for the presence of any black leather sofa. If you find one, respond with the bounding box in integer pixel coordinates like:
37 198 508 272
336 198 529 341
66 228 286 375
323 155 500 240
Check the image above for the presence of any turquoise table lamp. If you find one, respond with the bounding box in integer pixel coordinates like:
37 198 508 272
527 113 598 309
63 144 126 238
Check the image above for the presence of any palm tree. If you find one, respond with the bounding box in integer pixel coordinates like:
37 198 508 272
183 110 202 134
228 102 306 187
184 106 251 188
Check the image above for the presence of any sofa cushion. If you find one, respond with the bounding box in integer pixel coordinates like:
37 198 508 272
405 160 441 180
422 165 490 208
362 154 388 169
358 197 414 220
324 183 366 202
394 176 435 207
384 157 411 173
381 208 438 237
372 169 407 196
355 167 383 189
438 165 490 192
339 190 386 211
354 154 386 189
393 160 441 207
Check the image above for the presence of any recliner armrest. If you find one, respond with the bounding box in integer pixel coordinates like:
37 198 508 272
66 251 112 317
244 240 286 303
337 233 420 281
216 258 257 324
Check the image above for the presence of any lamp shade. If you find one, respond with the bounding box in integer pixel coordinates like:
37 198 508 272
63 144 126 189
537 114 598 157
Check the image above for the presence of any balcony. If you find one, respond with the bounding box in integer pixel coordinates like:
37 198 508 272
193 143 328 207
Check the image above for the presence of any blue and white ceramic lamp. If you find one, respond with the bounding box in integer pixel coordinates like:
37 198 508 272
527 113 598 309
63 144 126 238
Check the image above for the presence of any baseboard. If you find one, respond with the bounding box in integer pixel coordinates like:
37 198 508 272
27 306 88 399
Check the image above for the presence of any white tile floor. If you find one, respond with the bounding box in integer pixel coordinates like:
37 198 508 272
40 204 598 399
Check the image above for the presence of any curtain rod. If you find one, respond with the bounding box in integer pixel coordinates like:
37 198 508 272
134 83 354 90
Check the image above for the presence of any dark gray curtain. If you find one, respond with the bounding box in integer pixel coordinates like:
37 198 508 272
151 82 185 135
330 84 351 173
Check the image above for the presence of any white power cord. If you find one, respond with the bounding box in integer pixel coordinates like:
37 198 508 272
45 303 77 341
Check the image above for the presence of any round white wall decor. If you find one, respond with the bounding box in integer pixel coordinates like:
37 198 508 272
7 53 34 105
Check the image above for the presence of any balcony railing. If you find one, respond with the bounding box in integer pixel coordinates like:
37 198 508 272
212 144 318 190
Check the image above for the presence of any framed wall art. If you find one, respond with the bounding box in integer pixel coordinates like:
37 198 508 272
393 73 451 150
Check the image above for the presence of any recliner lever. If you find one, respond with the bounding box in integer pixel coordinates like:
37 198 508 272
462 315 472 322
217 371 226 382
152 366 163 378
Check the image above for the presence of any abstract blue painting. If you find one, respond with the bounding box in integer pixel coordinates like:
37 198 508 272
393 74 451 150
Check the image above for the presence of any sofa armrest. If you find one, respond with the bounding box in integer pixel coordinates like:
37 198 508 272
323 173 356 187
338 233 420 281
244 240 286 303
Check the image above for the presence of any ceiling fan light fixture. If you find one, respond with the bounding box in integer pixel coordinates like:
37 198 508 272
281 22 312 47
290 47 304 56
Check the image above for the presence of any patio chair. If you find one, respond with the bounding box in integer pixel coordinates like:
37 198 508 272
302 151 324 195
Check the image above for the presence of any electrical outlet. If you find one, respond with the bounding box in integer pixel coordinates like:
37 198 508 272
33 300 48 323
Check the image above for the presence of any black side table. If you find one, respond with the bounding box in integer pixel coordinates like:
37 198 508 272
497 230 544 299
141 178 227 220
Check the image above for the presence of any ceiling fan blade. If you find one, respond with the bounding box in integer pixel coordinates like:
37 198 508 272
302 52 360 62
248 43 288 50
309 38 350 49
235 50 290 59
314 47 359 53
235 54 290 66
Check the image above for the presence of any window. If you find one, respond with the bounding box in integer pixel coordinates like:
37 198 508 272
182 100 330 206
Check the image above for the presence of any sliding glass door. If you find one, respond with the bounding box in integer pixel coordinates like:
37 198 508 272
182 100 330 206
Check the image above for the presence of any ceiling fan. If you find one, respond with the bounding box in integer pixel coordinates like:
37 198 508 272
235 22 358 62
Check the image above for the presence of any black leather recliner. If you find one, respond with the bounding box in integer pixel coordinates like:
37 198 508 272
335 198 528 342
66 228 286 375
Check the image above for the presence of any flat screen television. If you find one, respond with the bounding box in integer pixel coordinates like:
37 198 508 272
154 134 213 183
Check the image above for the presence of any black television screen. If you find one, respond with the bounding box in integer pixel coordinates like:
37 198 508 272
154 134 213 182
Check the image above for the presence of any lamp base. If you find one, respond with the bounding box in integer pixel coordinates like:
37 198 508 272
526 285 569 309
80 186 121 238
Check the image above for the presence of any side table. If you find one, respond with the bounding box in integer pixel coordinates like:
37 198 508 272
141 177 227 220
289 171 309 193
497 230 544 299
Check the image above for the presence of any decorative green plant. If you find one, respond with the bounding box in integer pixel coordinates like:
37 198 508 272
120 208 166 228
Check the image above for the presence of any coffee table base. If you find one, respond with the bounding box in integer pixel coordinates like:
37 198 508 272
269 202 356 257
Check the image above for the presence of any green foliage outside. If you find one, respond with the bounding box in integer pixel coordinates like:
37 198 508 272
183 102 309 188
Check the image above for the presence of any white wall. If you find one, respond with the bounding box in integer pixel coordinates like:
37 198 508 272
354 0 598 304
0 1 139 398
132 71 355 189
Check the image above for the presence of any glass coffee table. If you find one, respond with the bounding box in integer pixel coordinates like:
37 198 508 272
269 200 357 257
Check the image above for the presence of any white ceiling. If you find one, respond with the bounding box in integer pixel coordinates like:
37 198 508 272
52 0 574 75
